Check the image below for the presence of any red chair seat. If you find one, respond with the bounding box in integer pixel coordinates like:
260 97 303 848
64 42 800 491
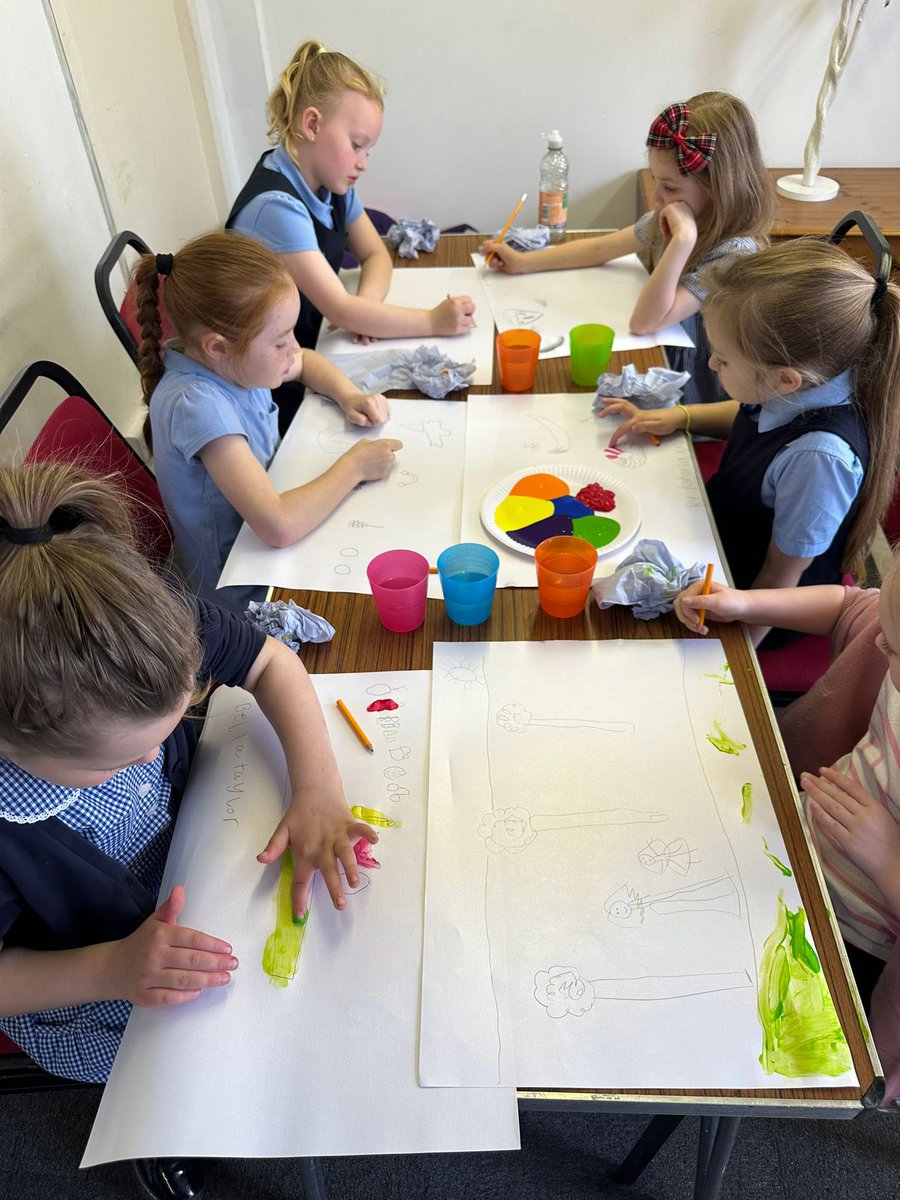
0 1032 22 1055
694 439 726 483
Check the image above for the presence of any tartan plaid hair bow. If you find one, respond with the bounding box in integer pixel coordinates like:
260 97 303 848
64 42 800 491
646 103 716 176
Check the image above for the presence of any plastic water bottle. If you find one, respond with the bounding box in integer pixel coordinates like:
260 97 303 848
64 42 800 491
539 130 569 243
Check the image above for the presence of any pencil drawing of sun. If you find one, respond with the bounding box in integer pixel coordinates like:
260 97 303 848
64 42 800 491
443 660 486 689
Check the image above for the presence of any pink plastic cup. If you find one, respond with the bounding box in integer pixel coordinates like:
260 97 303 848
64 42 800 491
366 549 429 632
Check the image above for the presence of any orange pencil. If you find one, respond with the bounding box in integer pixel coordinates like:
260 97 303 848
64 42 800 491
649 433 661 447
485 193 527 266
696 562 715 629
336 699 374 754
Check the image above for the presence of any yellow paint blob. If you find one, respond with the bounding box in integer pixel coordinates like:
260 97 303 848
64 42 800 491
351 806 403 828
261 851 306 989
494 494 554 532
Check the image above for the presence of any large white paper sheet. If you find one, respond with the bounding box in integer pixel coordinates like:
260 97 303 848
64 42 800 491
316 266 494 384
461 394 724 587
217 395 466 595
470 253 694 358
420 640 859 1092
83 672 519 1166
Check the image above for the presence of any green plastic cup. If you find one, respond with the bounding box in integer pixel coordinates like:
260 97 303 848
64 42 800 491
569 324 615 387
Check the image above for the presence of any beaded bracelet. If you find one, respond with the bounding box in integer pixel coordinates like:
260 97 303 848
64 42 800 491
677 403 692 434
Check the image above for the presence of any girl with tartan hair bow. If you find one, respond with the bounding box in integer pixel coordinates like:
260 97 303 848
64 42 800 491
482 92 773 406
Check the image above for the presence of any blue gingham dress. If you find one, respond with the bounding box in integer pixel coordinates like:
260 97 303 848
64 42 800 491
0 752 173 1082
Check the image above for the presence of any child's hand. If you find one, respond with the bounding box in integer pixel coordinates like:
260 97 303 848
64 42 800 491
479 241 526 274
674 580 742 635
430 295 475 335
597 399 685 448
109 885 237 1007
802 767 900 891
343 437 402 482
658 200 699 245
339 391 391 427
259 787 379 914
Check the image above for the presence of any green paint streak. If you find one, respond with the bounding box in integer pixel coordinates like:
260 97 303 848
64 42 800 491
761 836 792 877
706 720 747 756
757 892 851 1077
571 514 621 549
741 782 753 825
261 851 306 989
704 664 735 685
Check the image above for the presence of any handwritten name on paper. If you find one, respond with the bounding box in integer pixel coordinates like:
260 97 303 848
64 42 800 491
222 702 252 825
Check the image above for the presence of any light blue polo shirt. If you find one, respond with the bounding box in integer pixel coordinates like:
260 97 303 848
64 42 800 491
755 370 864 558
230 143 364 253
150 348 279 606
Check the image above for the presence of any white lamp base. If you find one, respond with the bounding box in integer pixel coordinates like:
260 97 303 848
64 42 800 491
775 173 840 202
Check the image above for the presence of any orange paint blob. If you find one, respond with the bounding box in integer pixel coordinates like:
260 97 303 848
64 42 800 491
509 473 570 500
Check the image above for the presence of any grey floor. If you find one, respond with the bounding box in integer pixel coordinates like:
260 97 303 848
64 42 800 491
1 1087 897 1200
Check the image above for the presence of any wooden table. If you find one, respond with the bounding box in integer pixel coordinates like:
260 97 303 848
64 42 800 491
638 166 900 264
273 233 879 1198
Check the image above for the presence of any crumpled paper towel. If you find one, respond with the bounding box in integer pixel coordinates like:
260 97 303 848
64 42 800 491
334 345 476 399
592 364 692 411
245 600 335 647
591 539 706 620
386 218 440 259
503 225 551 252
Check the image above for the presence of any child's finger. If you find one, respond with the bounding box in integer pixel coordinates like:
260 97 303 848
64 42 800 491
257 823 289 864
314 862 347 912
154 884 186 925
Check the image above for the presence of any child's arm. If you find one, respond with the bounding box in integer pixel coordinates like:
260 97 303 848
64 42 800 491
345 211 392 304
0 885 236 1016
198 431 402 548
802 768 900 919
290 347 390 427
598 399 738 447
248 637 377 914
479 226 640 275
675 579 846 637
629 201 701 334
280 248 474 338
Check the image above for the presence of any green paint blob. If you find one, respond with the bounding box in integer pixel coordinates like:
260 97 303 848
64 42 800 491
704 664 735 685
706 720 747 756
261 851 306 989
761 836 792 877
741 782 753 825
758 892 851 1077
571 514 621 549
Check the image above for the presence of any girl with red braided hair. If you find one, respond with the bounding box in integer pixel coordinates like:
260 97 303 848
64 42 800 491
482 92 773 406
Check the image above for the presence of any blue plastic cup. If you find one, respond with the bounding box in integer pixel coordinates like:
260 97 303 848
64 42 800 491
437 543 500 626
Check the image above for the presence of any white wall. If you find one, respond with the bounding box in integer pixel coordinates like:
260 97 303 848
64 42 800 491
198 0 900 232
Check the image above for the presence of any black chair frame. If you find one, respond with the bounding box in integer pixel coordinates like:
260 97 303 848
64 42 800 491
94 229 151 365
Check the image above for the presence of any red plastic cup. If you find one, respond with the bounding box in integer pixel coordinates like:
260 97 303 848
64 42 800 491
497 328 541 392
534 536 598 618
366 549 429 632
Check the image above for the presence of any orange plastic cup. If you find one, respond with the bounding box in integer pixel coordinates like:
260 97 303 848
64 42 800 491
535 535 598 618
497 328 541 392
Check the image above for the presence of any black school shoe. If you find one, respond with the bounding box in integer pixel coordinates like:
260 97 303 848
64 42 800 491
132 1158 205 1199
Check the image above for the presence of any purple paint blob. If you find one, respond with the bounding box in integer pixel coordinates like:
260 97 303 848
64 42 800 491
366 699 399 712
506 513 573 548
353 839 381 869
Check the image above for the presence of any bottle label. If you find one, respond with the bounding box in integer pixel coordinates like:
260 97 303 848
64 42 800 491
539 189 568 229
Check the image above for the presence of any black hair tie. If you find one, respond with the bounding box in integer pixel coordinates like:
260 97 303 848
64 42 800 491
155 252 174 277
0 522 54 545
872 277 888 306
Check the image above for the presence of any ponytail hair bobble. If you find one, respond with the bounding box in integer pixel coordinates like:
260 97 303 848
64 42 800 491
0 521 54 545
872 277 888 306
155 253 174 278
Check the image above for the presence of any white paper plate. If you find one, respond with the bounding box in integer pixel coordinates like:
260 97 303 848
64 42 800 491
480 465 641 557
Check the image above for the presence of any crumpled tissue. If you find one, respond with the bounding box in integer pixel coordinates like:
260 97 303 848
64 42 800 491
591 539 706 620
335 345 476 399
502 225 551 252
386 218 440 259
245 600 335 648
592 364 692 411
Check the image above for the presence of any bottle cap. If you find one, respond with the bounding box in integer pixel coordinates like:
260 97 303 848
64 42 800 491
542 130 563 149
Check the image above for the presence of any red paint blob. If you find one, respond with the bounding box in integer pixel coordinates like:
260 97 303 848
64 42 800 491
576 483 616 512
366 699 399 712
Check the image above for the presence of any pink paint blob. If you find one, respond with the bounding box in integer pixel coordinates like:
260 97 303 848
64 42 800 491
366 699 399 712
353 839 381 869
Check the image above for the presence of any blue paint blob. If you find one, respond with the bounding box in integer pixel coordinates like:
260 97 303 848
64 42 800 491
552 495 594 518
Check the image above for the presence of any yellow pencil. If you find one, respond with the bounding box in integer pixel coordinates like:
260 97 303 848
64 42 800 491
485 193 527 266
336 699 374 754
696 562 715 629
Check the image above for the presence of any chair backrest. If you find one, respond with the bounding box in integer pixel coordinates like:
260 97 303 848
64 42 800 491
0 361 173 569
94 230 175 365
